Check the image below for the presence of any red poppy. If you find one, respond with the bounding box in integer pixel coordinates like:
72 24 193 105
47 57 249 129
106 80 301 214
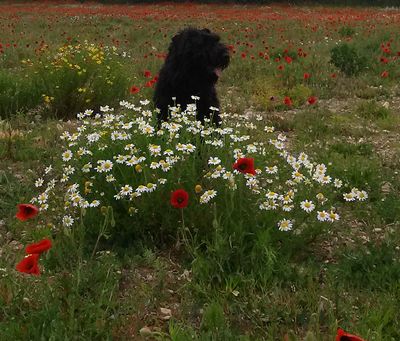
284 56 292 64
380 57 388 64
129 85 140 94
303 73 311 80
144 70 152 78
170 189 189 209
307 96 317 105
144 81 153 88
241 52 246 59
331 73 337 78
16 254 40 276
284 96 293 107
336 328 366 341
25 238 52 255
381 70 389 78
16 204 39 221
233 157 256 175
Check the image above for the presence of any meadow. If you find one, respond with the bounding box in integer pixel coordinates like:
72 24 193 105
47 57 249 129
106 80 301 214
0 1 399 340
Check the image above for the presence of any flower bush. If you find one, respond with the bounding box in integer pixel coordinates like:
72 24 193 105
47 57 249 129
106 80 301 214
1 41 131 119
31 98 367 283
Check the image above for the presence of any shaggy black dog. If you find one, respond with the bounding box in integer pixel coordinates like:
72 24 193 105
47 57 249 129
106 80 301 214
154 28 230 126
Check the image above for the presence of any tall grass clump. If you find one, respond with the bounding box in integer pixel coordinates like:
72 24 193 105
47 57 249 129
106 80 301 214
330 43 368 77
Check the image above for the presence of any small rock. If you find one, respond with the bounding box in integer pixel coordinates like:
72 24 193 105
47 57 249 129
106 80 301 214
381 181 392 194
160 307 171 316
139 326 152 337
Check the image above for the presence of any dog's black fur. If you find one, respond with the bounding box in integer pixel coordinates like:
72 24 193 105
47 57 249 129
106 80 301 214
153 28 230 126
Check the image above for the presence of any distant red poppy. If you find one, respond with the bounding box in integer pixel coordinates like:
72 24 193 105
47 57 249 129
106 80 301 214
16 204 39 221
25 238 52 255
380 57 389 64
233 157 256 175
144 70 152 78
331 73 337 78
278 64 284 70
336 328 365 341
381 71 389 78
303 73 311 80
241 52 246 59
284 96 293 107
144 81 153 88
16 254 40 276
129 85 140 94
307 96 317 105
170 189 189 209
284 56 292 64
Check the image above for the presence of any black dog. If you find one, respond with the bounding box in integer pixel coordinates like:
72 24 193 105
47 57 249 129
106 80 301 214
154 28 230 127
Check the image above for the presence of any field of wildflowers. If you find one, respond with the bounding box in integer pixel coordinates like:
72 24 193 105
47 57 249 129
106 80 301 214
0 1 399 340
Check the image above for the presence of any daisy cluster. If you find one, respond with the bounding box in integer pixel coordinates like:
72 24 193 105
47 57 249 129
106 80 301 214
32 97 367 233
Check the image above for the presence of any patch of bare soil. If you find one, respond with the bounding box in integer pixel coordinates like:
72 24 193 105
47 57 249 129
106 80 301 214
114 255 193 340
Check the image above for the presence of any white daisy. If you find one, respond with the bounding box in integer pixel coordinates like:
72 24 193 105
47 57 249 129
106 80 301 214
265 165 278 174
208 157 221 165
199 190 217 204
62 150 73 162
300 200 315 213
278 219 293 231
343 192 356 202
356 190 368 201
35 178 44 187
317 211 329 222
62 215 74 227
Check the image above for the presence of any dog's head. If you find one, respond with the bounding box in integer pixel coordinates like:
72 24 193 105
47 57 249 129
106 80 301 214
167 27 230 82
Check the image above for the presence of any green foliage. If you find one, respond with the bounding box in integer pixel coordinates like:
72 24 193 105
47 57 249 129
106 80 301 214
293 109 335 142
0 42 130 119
250 76 283 110
0 249 121 340
332 242 400 290
330 43 368 77
375 194 400 224
338 26 356 38
287 84 313 106
0 69 43 119
356 100 391 120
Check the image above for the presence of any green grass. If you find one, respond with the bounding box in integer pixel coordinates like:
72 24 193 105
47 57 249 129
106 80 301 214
0 3 399 340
